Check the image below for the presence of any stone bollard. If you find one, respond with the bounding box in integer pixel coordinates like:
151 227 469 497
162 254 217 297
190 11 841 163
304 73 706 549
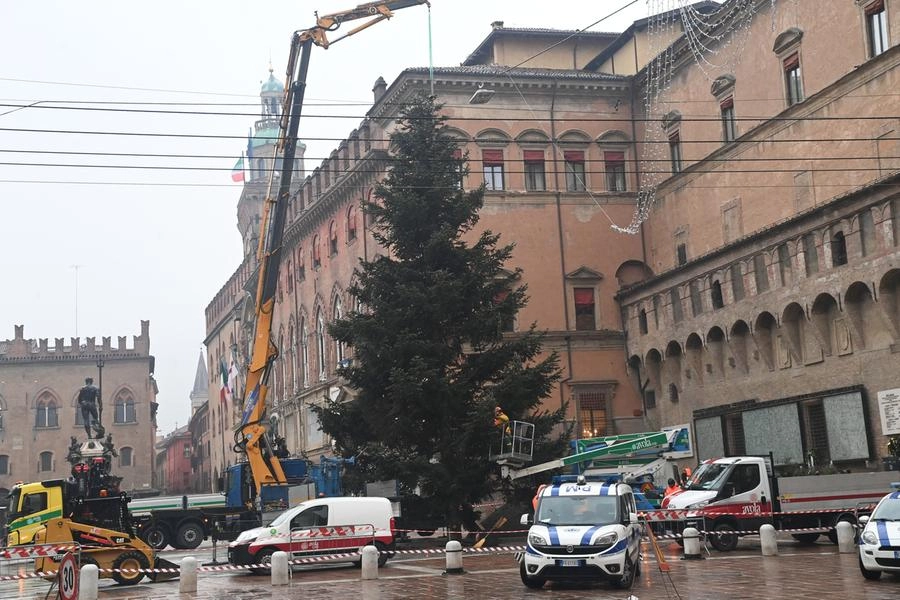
179 556 197 593
759 524 778 556
445 540 464 574
836 521 855 554
361 545 379 580
271 551 289 585
80 563 99 600
682 527 703 560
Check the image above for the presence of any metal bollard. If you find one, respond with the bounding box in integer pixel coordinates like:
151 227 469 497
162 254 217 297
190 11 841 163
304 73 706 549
361 545 379 580
179 556 197 593
759 524 778 556
271 551 289 585
682 527 703 560
80 563 99 600
836 521 855 554
445 540 464 574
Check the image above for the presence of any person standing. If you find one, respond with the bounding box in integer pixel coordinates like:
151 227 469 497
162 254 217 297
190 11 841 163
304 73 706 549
77 377 104 439
664 478 681 498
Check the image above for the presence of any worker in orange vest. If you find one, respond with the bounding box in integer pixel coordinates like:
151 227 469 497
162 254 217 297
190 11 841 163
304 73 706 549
664 478 682 497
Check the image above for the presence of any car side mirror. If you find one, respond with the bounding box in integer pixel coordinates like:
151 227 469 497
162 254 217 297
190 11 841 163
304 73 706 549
520 513 533 526
859 515 869 525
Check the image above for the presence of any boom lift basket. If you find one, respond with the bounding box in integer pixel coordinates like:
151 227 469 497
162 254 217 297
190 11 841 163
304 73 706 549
492 420 534 467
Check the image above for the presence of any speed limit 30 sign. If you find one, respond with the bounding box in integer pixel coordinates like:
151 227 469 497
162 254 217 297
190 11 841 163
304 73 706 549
58 551 79 600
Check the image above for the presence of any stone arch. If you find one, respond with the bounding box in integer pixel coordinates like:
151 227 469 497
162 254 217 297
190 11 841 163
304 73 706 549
615 260 653 288
810 292 841 356
644 349 662 393
32 387 60 409
782 302 812 365
596 129 630 144
707 326 727 378
846 281 893 350
440 126 470 142
664 340 683 392
474 128 512 145
557 129 592 146
878 269 900 335
729 319 751 374
685 333 704 383
514 129 551 144
753 311 778 371
626 354 644 402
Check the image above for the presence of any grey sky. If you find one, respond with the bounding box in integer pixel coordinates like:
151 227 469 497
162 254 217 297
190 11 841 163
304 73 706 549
0 0 648 434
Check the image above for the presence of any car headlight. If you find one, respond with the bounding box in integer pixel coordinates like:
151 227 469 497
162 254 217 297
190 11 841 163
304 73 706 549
593 532 618 546
234 530 259 544
528 532 548 546
687 501 708 510
861 530 878 545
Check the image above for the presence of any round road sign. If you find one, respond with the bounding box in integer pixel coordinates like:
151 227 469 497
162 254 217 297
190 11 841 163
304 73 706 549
58 551 79 600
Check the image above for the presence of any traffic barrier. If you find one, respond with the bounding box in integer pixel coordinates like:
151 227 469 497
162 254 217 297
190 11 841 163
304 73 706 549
361 545 379 580
272 551 290 585
179 556 197 593
759 524 777 556
682 527 703 560
80 564 98 600
836 521 855 553
445 540 463 574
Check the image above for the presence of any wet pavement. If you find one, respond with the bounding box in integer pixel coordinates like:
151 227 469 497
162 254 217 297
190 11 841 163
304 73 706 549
3 538 900 599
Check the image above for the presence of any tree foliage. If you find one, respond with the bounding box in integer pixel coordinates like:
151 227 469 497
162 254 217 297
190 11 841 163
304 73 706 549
314 94 565 528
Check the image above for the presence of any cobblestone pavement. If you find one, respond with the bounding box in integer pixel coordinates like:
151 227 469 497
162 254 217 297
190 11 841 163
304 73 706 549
3 539 900 599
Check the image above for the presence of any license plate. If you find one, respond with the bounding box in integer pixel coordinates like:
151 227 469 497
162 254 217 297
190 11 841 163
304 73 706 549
557 559 581 567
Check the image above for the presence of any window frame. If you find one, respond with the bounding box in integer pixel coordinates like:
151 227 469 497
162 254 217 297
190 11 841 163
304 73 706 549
573 287 597 331
668 131 683 174
783 53 804 107
720 97 737 143
523 150 546 192
482 149 505 191
563 150 587 192
120 447 133 467
603 151 626 192
114 395 137 424
865 0 889 58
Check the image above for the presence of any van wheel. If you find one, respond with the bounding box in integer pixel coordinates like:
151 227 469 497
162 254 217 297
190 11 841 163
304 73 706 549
859 555 882 580
176 521 204 550
519 562 545 589
250 548 275 576
613 555 636 589
373 542 390 567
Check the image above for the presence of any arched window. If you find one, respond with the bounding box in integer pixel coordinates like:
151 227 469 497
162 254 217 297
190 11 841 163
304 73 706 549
638 309 649 335
329 220 339 256
120 447 133 467
312 235 321 268
301 318 310 388
831 231 847 267
333 296 345 364
114 393 136 424
669 384 680 403
711 280 724 309
316 309 326 379
39 451 53 472
347 205 358 241
35 397 58 428
297 247 306 281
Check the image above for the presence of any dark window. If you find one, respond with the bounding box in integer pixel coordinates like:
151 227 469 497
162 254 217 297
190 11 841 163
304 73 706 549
114 396 136 424
803 233 819 274
0 455 8 475
35 400 58 428
120 447 133 467
312 235 321 268
23 491 48 512
38 452 53 473
784 53 804 106
604 151 626 191
668 132 683 174
726 463 761 495
564 151 586 191
860 209 875 256
644 390 657 409
802 401 830 465
291 505 329 528
711 280 724 309
638 309 648 335
652 296 661 328
668 383 679 403
689 281 703 316
670 288 683 323
297 248 306 281
329 221 338 256
778 244 792 285
730 264 745 301
347 205 358 241
579 391 607 438
574 287 596 331
754 254 769 292
724 414 746 455
523 150 546 191
676 243 688 266
482 149 504 191
720 97 736 142
831 231 847 267
866 0 888 58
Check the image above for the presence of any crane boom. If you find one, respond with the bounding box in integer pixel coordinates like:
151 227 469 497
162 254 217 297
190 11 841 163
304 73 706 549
235 0 429 497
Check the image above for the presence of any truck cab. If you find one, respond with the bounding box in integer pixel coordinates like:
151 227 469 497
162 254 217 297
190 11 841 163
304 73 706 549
519 478 642 589
663 457 771 516
6 481 65 546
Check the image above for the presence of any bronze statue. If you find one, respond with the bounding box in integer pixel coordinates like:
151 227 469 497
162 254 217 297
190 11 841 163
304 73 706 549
77 377 105 439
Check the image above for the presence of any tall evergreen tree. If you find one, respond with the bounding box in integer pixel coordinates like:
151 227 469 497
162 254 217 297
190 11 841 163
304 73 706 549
315 94 565 529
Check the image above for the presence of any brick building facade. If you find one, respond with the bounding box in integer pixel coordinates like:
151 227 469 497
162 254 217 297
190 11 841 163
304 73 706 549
0 321 158 495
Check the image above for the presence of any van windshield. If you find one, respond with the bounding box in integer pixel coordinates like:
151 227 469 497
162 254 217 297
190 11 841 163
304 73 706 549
684 463 730 491
269 504 306 527
536 496 618 526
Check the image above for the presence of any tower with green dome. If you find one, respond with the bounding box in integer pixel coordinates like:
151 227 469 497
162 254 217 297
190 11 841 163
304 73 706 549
236 65 307 258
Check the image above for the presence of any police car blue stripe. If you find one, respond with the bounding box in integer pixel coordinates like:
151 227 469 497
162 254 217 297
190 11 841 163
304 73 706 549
550 485 561 497
598 484 613 496
548 526 560 545
876 520 890 547
889 491 900 500
580 526 602 545
600 538 628 555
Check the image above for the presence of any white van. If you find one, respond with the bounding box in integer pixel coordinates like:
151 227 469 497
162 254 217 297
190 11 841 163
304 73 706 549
519 478 642 589
228 496 395 573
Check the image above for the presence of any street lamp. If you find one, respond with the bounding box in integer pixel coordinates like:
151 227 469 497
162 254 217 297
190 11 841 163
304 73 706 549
96 358 105 427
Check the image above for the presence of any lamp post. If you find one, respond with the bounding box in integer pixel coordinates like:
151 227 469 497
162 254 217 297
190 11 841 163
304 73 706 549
96 358 105 428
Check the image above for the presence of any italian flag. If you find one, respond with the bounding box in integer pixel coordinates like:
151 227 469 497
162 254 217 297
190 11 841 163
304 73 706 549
231 157 244 182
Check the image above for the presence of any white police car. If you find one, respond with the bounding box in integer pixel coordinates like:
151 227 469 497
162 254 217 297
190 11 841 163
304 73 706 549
859 486 900 580
519 478 642 589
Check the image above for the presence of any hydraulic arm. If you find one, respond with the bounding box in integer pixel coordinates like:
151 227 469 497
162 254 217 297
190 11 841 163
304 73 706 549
235 0 429 496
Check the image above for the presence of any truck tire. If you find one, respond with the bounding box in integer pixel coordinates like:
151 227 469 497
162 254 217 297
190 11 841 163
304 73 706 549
827 515 856 545
111 550 149 585
176 521 204 550
791 533 819 544
709 521 739 552
373 541 390 567
141 525 170 550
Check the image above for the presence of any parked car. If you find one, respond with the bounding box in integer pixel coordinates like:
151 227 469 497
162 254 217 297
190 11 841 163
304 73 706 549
858 486 900 580
228 496 396 574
